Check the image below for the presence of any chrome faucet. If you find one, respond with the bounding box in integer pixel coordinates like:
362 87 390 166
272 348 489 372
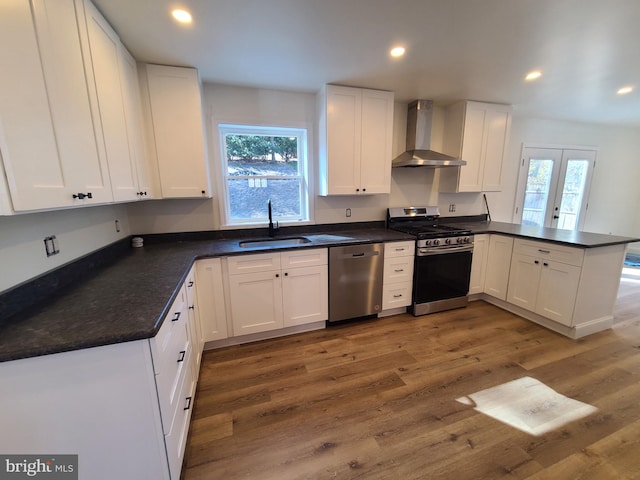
268 199 279 237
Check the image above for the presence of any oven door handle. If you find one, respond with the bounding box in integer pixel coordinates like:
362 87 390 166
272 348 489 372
419 245 474 256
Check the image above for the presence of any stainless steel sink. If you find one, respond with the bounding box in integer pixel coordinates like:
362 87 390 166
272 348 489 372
239 236 311 248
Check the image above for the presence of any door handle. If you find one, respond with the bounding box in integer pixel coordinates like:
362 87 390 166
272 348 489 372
553 215 559 219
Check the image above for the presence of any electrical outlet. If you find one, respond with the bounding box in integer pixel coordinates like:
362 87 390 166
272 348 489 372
44 235 60 257
449 203 456 212
346 208 352 217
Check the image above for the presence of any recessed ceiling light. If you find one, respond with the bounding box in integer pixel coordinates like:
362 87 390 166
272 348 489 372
525 70 542 81
390 46 406 58
171 8 193 24
617 86 634 95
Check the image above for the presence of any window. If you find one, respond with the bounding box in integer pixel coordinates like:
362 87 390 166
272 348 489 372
218 124 310 226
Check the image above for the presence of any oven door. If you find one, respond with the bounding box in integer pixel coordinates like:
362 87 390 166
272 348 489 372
412 246 473 314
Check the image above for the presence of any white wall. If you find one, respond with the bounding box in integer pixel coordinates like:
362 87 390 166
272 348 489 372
0 204 130 293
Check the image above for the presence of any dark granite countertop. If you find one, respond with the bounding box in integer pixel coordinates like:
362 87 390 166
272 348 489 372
442 218 640 248
0 227 412 363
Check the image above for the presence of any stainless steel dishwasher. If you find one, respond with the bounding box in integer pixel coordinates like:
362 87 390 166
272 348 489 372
328 243 384 322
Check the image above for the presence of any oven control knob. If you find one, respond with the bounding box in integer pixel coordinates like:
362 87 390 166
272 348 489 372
433 239 440 246
456 237 464 244
445 238 452 245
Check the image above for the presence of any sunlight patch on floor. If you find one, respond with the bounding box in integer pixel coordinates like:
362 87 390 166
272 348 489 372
456 376 597 436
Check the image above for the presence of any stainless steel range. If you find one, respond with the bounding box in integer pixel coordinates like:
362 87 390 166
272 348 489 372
387 206 474 315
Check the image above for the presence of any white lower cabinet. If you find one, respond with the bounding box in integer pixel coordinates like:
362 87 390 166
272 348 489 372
469 234 489 294
185 265 204 375
381 241 415 310
0 276 203 480
226 249 328 336
196 258 229 342
483 235 513 300
507 239 584 327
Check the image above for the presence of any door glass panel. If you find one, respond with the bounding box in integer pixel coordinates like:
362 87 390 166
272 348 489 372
557 159 589 230
522 159 553 227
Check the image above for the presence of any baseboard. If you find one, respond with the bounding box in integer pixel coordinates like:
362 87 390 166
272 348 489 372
476 294 611 339
203 321 326 350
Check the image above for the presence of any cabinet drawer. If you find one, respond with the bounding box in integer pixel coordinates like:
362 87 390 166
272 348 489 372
281 248 327 268
383 256 414 284
382 282 412 309
384 241 415 258
151 285 187 373
227 252 281 275
150 285 191 433
514 239 584 267
165 346 195 480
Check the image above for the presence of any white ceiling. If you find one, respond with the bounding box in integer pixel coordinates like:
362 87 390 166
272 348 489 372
93 0 640 126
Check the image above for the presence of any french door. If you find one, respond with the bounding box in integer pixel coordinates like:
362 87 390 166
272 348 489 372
514 147 596 230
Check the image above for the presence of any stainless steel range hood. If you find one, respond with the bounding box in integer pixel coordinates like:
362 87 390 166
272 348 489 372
392 100 466 168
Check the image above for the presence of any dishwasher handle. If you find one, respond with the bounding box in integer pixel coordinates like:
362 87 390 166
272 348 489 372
350 251 380 258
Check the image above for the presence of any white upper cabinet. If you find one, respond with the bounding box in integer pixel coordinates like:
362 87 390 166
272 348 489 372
318 85 394 195
117 45 158 199
139 64 211 199
82 0 139 202
440 101 512 192
0 0 112 212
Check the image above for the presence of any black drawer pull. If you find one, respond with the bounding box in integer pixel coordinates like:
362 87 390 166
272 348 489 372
189 305 195 310
72 192 92 200
543 262 549 267
394 269 404 272
393 294 403 298
188 281 194 287
534 260 539 264
172 311 181 322
395 248 405 252
177 350 185 362
538 249 551 254
184 396 192 411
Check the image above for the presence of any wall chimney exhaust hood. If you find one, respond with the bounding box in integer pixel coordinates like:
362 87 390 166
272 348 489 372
392 100 466 168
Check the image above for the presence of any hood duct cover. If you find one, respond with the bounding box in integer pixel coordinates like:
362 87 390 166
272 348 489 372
392 100 466 168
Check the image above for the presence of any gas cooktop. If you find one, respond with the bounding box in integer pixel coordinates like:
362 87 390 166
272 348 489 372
386 207 472 239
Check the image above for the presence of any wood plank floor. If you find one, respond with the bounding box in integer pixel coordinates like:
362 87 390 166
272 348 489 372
183 269 640 480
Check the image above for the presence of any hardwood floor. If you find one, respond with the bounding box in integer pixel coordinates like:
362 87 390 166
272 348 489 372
183 271 640 479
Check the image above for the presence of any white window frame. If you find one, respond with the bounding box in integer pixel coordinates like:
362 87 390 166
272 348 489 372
513 143 597 231
218 123 311 227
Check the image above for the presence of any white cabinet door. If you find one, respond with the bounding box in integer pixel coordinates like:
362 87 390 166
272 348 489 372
484 235 514 300
469 234 489 294
142 64 211 198
228 271 283 335
535 260 581 326
196 259 228 342
481 107 511 191
118 44 158 199
323 85 362 194
0 0 111 211
360 88 394 194
282 265 328 327
83 0 138 202
507 253 541 311
318 85 393 195
441 101 511 193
